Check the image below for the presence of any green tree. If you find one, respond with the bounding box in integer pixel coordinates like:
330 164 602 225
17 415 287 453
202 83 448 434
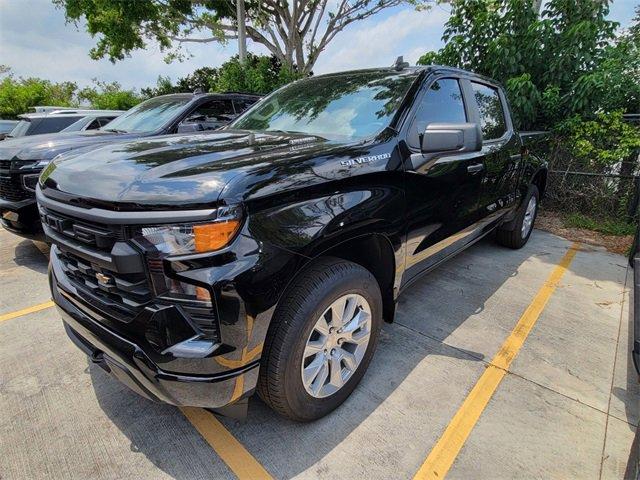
141 75 180 98
418 0 622 129
0 68 77 119
53 0 431 74
78 80 143 110
141 55 297 99
176 67 220 93
214 54 300 95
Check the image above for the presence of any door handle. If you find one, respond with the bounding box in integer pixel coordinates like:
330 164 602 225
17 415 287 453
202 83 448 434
467 163 484 174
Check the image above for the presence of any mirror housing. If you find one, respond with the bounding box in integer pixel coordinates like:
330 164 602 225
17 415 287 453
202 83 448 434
176 122 205 133
421 122 482 154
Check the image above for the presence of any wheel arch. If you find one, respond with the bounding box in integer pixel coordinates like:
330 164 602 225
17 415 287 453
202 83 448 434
312 234 397 323
531 167 548 198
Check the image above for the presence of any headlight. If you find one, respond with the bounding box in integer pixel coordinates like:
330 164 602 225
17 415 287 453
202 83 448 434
134 205 243 305
137 205 243 256
22 174 40 192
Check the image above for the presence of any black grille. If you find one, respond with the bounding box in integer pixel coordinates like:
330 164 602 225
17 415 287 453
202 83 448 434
0 175 29 201
58 251 152 320
0 160 11 170
182 304 219 339
40 208 126 252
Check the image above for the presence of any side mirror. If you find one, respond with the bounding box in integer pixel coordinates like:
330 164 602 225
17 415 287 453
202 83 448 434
421 122 482 154
177 122 205 133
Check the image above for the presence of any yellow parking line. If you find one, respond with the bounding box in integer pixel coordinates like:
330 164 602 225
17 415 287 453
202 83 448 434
413 242 580 480
0 301 55 323
181 407 273 480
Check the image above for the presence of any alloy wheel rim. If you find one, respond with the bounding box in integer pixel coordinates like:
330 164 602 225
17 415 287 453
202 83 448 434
521 195 537 238
301 293 372 398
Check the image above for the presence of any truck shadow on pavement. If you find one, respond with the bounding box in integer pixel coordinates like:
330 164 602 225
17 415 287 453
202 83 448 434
86 231 637 479
618 282 640 479
7 239 49 274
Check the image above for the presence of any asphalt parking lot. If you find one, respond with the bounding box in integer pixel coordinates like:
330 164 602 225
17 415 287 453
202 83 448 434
1 227 638 479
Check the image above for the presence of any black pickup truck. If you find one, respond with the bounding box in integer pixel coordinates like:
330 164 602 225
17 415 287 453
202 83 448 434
0 92 260 240
39 65 547 421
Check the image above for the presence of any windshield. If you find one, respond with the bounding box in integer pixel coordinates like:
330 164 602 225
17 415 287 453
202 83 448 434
101 96 191 133
230 70 417 141
8 119 31 137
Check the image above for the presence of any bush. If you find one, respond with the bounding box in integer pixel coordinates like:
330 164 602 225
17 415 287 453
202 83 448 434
554 111 640 172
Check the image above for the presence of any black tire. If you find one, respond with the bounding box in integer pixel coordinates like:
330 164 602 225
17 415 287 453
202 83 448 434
257 256 383 422
495 184 539 249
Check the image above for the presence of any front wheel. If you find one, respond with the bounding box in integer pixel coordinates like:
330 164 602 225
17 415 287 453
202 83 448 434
257 257 382 421
495 185 539 249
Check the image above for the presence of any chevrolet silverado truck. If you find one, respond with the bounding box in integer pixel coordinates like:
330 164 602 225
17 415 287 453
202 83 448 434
0 92 260 240
39 65 547 421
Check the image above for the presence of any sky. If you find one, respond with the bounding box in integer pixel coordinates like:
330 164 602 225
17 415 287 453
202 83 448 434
0 0 637 91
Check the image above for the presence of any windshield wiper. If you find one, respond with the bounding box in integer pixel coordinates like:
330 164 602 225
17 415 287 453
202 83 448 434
102 128 128 133
265 129 326 140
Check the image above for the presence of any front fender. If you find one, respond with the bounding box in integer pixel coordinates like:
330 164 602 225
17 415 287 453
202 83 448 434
245 184 404 258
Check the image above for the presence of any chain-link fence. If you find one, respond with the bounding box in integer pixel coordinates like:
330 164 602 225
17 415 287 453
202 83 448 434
541 133 640 222
544 169 640 221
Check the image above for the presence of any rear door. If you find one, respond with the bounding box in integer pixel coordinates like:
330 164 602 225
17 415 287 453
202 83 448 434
468 81 522 217
402 76 487 283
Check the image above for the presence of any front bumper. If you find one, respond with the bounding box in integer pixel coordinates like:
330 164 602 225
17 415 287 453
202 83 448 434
0 197 44 240
50 249 260 408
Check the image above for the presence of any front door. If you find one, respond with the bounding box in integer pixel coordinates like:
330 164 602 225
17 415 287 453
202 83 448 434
402 76 486 285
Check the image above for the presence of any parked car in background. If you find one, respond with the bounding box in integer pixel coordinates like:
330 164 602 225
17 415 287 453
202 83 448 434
39 65 548 421
59 113 122 133
31 106 82 113
6 109 123 139
0 92 261 239
0 120 18 140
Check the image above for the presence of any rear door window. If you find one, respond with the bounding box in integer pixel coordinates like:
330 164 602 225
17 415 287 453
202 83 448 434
33 116 82 134
470 82 506 141
408 78 467 148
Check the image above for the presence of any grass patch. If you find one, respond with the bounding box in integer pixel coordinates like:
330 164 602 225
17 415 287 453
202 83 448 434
564 213 636 236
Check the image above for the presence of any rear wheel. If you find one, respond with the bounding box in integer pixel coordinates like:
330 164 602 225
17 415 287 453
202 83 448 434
495 185 539 249
257 257 382 421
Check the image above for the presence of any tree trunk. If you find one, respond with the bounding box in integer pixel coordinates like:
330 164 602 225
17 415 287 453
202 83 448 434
236 0 247 63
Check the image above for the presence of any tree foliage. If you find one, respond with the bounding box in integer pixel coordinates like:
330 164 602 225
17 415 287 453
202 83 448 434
78 80 143 110
141 54 298 97
0 67 77 119
418 0 636 129
53 0 431 74
556 111 640 171
213 54 300 94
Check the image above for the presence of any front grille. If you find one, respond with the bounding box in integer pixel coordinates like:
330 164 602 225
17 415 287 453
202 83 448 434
44 203 221 342
0 160 11 170
40 208 127 252
0 175 29 201
58 251 152 320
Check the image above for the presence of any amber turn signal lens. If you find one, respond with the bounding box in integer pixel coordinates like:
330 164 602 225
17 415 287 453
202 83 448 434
193 220 241 252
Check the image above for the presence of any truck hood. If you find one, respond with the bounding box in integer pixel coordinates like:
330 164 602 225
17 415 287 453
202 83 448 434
40 130 340 209
0 130 141 162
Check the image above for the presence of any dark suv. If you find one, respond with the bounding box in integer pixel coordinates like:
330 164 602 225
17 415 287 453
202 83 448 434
41 66 547 421
0 92 260 239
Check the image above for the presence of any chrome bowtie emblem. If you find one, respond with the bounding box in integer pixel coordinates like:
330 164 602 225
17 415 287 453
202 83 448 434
95 272 113 286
